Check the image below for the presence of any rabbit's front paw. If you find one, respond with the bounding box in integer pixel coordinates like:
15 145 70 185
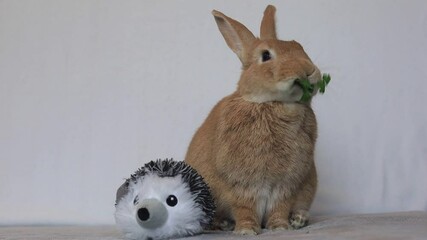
233 227 259 235
234 221 261 235
214 219 235 231
266 219 291 231
290 210 309 229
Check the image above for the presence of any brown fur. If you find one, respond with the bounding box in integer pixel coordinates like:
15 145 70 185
185 5 320 235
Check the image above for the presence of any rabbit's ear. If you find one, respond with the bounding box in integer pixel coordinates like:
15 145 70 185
212 10 256 65
260 5 277 40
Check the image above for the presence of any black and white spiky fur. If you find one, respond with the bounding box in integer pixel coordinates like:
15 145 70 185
115 159 215 240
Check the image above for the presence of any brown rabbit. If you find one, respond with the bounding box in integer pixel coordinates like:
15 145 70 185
185 5 321 235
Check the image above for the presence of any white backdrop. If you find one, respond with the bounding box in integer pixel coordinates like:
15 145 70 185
1 0 426 225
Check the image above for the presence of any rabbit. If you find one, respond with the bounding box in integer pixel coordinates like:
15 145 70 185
185 5 321 235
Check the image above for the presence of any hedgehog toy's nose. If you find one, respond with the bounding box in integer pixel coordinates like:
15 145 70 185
137 207 150 221
136 199 168 229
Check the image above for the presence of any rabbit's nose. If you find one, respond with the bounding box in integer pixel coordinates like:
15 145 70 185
307 66 321 84
278 58 315 81
297 59 317 78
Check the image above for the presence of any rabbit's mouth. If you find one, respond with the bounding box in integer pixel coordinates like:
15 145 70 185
274 78 305 102
294 80 305 89
242 79 302 103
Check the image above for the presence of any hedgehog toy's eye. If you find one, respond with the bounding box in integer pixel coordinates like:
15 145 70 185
262 50 272 62
133 195 139 205
166 195 178 207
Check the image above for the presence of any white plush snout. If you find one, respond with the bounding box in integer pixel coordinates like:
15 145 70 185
136 199 168 229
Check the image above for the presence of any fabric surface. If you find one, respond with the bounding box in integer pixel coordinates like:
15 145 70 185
1 1 427 225
1 211 426 240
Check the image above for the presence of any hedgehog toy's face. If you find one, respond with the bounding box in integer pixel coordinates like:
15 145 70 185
115 173 207 240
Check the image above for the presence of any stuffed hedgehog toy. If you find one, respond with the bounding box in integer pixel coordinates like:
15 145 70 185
115 159 215 240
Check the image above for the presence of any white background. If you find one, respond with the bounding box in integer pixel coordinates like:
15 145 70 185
1 0 426 225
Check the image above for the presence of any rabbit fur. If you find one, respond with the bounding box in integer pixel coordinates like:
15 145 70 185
185 5 320 235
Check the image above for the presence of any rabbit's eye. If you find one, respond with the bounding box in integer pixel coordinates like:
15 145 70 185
262 50 271 62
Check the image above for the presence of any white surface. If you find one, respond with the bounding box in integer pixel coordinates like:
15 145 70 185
1 212 427 240
0 0 426 225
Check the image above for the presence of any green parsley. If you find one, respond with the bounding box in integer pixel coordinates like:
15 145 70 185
296 73 331 102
